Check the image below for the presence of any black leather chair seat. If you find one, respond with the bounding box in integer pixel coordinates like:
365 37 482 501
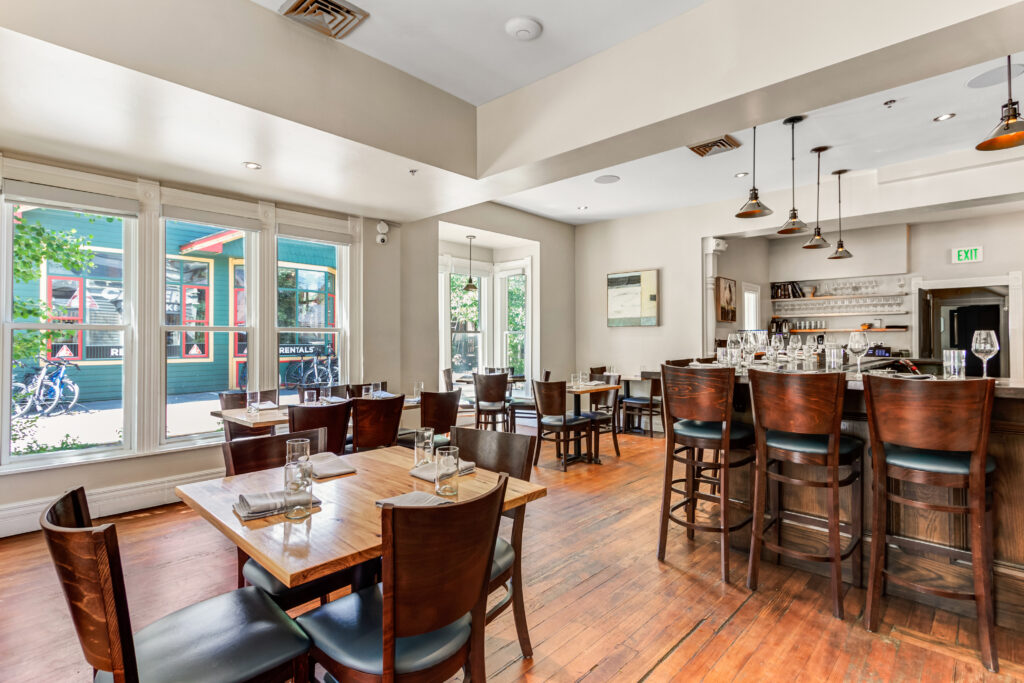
490 537 515 581
94 587 309 683
765 430 864 458
295 584 471 676
580 410 613 424
395 432 452 449
243 560 354 610
540 414 590 427
674 419 754 445
478 401 508 411
622 396 661 405
508 396 536 408
882 444 995 476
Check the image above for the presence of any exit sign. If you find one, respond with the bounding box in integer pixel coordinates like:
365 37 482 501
952 246 983 264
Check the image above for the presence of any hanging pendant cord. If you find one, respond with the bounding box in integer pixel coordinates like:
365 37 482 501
815 151 821 228
790 124 796 210
837 174 843 240
752 126 757 189
468 239 473 282
1009 55 1014 103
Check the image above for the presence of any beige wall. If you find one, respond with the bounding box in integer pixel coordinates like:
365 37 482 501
715 237 771 339
361 221 403 388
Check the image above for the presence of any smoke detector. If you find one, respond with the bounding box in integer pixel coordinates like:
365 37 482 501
505 17 543 41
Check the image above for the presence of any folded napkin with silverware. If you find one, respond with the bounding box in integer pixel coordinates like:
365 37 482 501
233 490 322 521
324 396 348 404
254 401 277 410
376 490 453 507
408 459 475 482
309 451 356 479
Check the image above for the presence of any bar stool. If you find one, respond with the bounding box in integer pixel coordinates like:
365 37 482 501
658 365 754 583
747 369 864 619
508 370 551 433
622 371 662 437
474 372 510 431
863 376 998 671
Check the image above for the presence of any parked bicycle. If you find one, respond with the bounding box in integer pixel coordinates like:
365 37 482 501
11 358 80 418
283 351 341 388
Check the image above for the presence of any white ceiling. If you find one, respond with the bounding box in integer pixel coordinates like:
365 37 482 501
248 0 708 105
438 221 535 250
499 52 1024 225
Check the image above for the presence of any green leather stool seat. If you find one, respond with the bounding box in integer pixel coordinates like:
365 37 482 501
765 430 864 457
882 444 995 476
508 396 536 408
295 583 471 676
478 401 508 411
490 537 515 581
540 414 590 427
94 587 309 683
621 396 662 405
395 432 451 450
580 410 613 423
674 419 754 445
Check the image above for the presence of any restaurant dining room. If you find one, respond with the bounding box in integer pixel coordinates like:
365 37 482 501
5 2 1024 682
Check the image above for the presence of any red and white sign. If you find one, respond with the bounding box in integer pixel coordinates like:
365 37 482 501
187 344 204 356
55 345 74 358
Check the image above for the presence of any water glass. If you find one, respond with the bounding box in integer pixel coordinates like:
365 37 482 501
825 345 844 371
302 389 317 405
943 349 967 380
413 381 424 399
570 372 580 389
286 437 310 465
726 333 742 367
283 460 313 520
318 386 333 404
971 330 999 379
435 446 460 497
716 348 728 365
246 391 260 416
371 381 382 397
361 385 372 399
414 427 435 467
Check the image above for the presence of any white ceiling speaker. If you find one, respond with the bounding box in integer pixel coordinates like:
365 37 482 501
505 17 543 42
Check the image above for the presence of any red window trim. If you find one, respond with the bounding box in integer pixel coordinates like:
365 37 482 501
47 330 83 362
182 284 210 325
181 330 210 360
46 275 84 322
233 287 247 356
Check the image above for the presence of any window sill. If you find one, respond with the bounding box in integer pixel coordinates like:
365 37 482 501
0 433 224 476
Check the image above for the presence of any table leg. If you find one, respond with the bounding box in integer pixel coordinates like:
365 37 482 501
573 393 583 461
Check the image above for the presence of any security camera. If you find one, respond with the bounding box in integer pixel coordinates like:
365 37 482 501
375 233 388 245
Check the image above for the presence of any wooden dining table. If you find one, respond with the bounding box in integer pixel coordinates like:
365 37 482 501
565 382 621 465
175 446 547 588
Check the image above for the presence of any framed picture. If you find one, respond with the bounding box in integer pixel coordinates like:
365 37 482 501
607 269 659 327
716 276 737 322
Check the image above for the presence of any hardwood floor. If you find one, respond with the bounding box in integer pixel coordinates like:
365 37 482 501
3 430 1024 681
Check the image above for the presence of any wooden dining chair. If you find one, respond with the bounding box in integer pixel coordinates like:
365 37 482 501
347 381 389 399
218 389 278 442
581 372 621 458
589 366 607 374
622 371 663 437
351 394 405 451
296 475 509 681
41 487 310 683
221 428 375 610
474 372 510 431
533 379 592 471
287 400 353 454
396 388 462 449
443 368 454 391
508 370 551 433
451 427 537 658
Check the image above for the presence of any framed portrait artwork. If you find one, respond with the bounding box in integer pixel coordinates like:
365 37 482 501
716 276 737 322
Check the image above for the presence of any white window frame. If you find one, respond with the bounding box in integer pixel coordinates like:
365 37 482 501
741 282 761 331
493 258 531 379
439 254 490 378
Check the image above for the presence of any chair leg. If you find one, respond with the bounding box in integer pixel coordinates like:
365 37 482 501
685 448 696 541
533 430 542 466
468 604 487 681
236 547 249 588
511 560 533 658
747 443 766 591
611 414 621 457
851 458 864 588
971 482 998 672
592 425 601 463
864 468 887 632
770 460 782 565
657 440 675 561
719 448 731 584
291 652 308 683
826 471 844 620
647 406 653 438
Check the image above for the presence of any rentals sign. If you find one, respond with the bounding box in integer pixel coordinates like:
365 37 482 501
952 246 983 264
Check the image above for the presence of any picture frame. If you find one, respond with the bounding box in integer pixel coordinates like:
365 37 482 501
607 269 659 327
716 276 737 322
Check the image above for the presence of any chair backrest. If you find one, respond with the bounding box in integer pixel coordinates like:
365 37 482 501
381 475 508 667
484 366 513 375
588 373 620 410
664 359 689 367
748 369 844 436
541 369 551 381
443 368 454 391
589 366 607 375
640 370 663 398
347 381 388 399
864 376 994 457
420 389 462 434
221 428 326 475
661 365 734 424
41 488 139 682
351 395 405 451
451 427 534 523
474 372 508 404
287 402 352 454
219 389 278 441
533 379 566 417
297 384 346 399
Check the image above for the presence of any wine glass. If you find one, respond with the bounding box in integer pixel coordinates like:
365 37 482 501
971 330 1000 379
741 332 758 369
726 333 742 367
848 331 869 376
788 334 801 357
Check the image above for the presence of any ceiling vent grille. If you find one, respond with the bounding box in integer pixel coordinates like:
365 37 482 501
280 0 369 39
688 135 741 157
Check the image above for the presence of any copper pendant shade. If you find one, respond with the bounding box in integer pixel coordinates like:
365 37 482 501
736 126 773 218
977 56 1024 151
802 146 831 249
463 235 478 292
827 169 853 260
777 115 807 234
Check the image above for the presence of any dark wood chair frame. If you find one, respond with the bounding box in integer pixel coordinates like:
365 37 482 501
474 372 510 431
587 372 621 459
347 381 389 399
219 389 279 442
451 427 537 658
419 388 462 436
40 487 307 683
351 394 406 451
863 376 998 672
287 401 353 455
443 368 454 391
588 366 607 375
747 369 864 619
658 365 754 583
533 379 592 471
622 371 662 437
508 370 551 434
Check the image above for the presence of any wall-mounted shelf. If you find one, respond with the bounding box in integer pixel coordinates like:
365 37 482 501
773 312 909 319
770 292 908 303
791 328 909 333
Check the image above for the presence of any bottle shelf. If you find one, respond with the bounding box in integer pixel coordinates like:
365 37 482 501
773 311 909 318
770 292 907 303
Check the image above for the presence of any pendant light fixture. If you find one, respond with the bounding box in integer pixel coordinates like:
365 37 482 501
827 170 853 260
802 146 831 249
463 235 478 292
977 56 1024 151
735 126 773 218
778 116 808 234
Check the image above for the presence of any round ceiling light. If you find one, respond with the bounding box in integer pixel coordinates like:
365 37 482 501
968 62 1024 89
577 205 589 211
505 17 543 41
734 171 749 178
242 161 262 170
933 113 956 122
594 174 620 184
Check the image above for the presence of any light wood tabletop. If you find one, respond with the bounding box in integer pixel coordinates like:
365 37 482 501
212 400 422 428
175 446 547 588
566 383 622 395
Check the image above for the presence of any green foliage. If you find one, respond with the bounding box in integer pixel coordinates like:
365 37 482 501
10 414 98 456
449 273 479 328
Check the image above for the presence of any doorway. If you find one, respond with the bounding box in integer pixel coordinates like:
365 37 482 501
919 286 1008 377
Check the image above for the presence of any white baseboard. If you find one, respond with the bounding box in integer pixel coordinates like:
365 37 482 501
0 467 224 538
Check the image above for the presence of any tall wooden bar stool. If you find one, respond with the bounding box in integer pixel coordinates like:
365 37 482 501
508 370 551 433
658 365 754 583
863 376 998 671
474 372 510 431
747 369 864 619
622 371 662 437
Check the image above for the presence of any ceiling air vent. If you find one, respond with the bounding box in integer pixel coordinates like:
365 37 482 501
688 134 741 158
280 0 369 39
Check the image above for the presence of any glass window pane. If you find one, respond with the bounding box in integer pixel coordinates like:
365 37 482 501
278 267 296 289
451 332 481 374
165 221 246 329
49 278 82 321
449 273 480 330
298 291 325 327
85 279 123 325
277 331 342 404
10 329 124 457
183 286 208 324
165 331 237 438
233 264 245 288
182 261 209 285
297 269 326 292
276 237 339 329
506 274 527 331
505 331 526 376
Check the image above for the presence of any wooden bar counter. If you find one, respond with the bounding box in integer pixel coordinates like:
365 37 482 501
721 365 1024 628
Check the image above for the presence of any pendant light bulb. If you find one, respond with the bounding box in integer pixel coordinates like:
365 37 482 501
463 235 478 292
778 116 808 234
977 56 1024 151
828 169 853 260
803 146 831 249
736 126 773 218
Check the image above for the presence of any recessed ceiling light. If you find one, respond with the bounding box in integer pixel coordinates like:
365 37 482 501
505 17 543 41
883 99 897 109
734 171 749 178
594 174 620 184
933 113 956 122
242 161 262 170
577 205 589 211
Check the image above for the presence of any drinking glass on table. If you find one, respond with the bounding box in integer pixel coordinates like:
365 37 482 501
414 427 435 467
286 438 310 465
771 334 784 358
788 334 801 356
726 333 742 367
283 459 313 520
435 446 460 497
413 381 424 399
371 381 382 397
943 349 967 380
848 331 869 377
318 385 333 404
246 391 260 416
741 332 757 369
971 330 1000 379
716 347 728 365
302 389 317 405
361 385 372 399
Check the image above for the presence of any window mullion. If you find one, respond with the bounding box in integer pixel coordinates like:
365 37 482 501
136 181 161 452
0 199 13 465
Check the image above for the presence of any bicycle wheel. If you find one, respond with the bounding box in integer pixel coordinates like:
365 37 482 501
302 363 329 386
49 379 80 415
11 382 31 418
38 380 63 415
284 360 305 388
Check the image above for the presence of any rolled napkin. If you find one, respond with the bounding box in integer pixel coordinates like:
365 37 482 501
255 401 277 410
233 490 322 521
376 490 453 507
408 459 476 482
309 451 356 479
